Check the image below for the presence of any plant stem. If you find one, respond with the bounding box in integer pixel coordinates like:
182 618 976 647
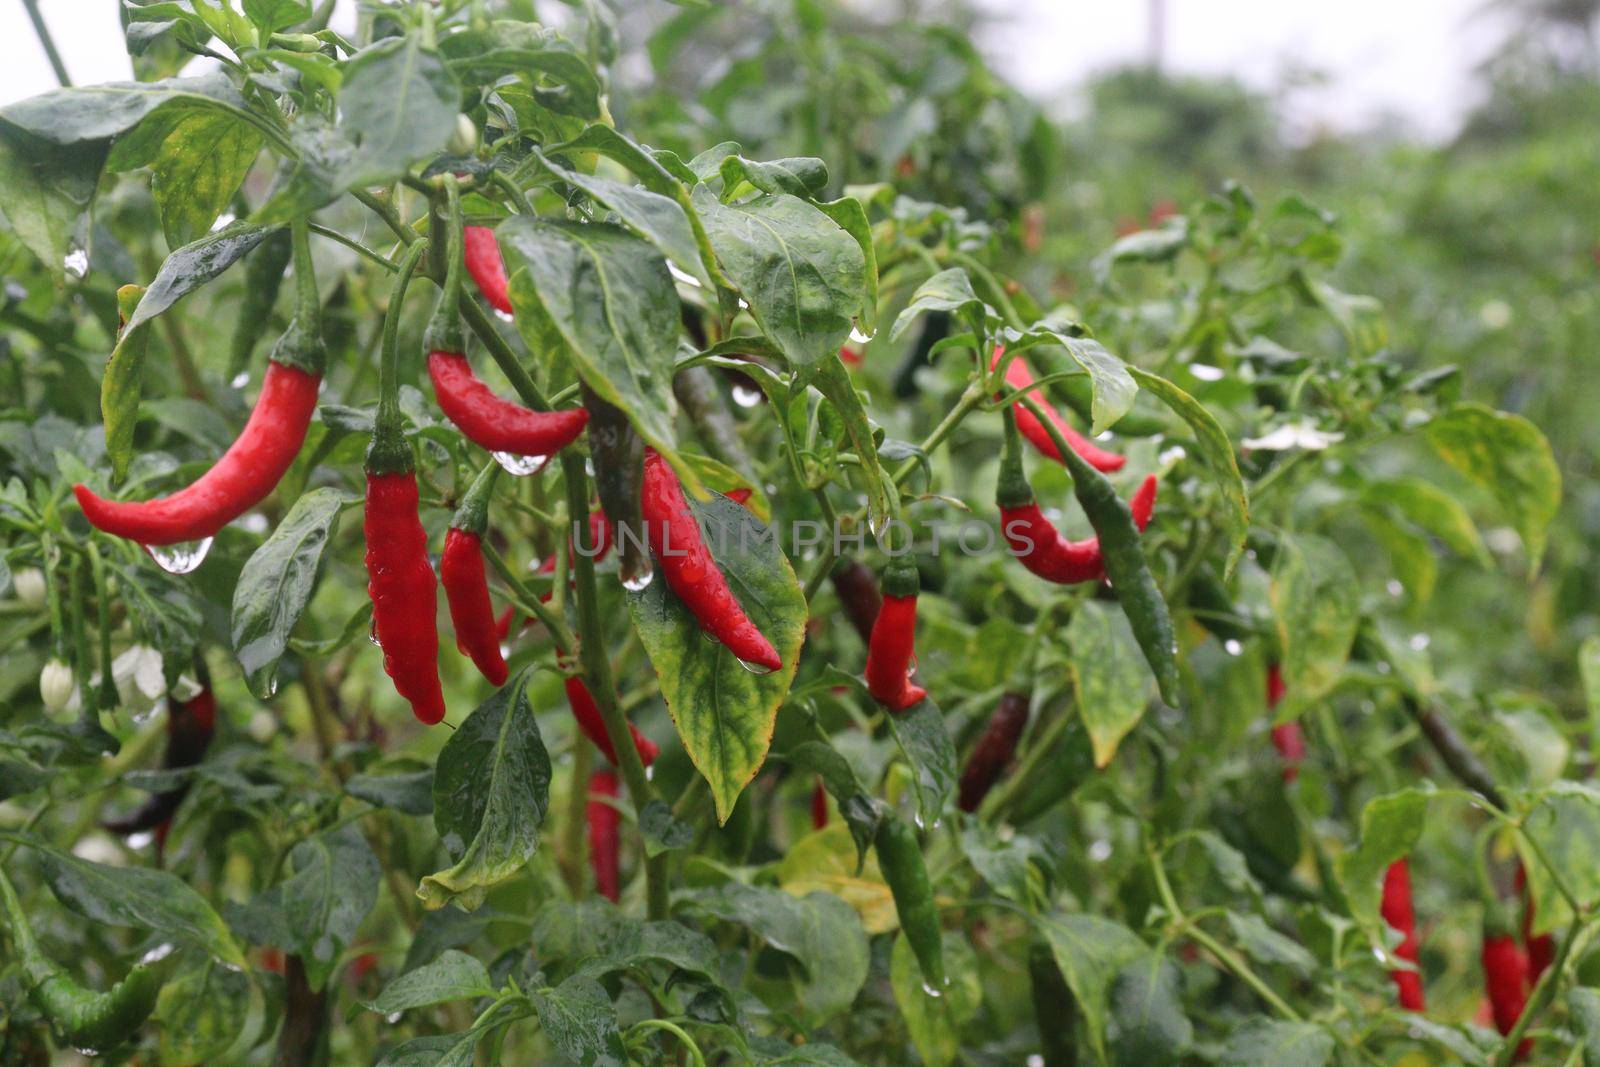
21 0 70 87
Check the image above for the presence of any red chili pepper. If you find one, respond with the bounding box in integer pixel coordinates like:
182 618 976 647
463 225 513 315
439 463 508 687
999 471 1157 584
1381 858 1426 1012
1516 862 1556 984
810 780 828 828
831 558 883 646
1482 932 1532 1058
838 345 862 366
428 351 588 459
587 769 621 902
641 448 781 672
725 487 754 507
564 673 658 768
865 558 927 711
1265 663 1306 782
957 691 1030 812
992 347 1125 473
535 510 614 576
364 240 446 726
103 673 217 836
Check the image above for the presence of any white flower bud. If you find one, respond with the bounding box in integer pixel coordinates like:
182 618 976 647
111 645 166 718
13 568 46 609
40 659 78 717
447 114 478 156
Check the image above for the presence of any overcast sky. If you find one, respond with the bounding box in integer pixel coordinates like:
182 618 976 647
3 1 1506 138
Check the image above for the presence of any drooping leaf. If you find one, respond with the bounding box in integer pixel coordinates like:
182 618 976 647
1034 912 1146 1060
1068 600 1150 767
1269 533 1360 709
1424 403 1561 570
101 285 152 485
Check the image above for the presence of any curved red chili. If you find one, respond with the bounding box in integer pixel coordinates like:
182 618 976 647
992 347 1125 473
565 674 658 768
865 558 927 712
641 448 781 672
365 471 446 725
587 769 621 902
999 474 1157 584
75 361 320 546
1381 858 1426 1012
428 350 589 458
958 691 1030 812
1482 932 1532 1057
439 463 508 686
1265 663 1306 782
76 221 326 547
464 225 513 315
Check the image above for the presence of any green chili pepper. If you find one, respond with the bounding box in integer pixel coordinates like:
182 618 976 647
1028 940 1078 1066
1020 395 1181 704
0 869 177 1052
875 814 945 990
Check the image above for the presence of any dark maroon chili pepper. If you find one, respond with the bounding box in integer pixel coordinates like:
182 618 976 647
75 220 326 546
439 462 508 687
865 558 927 712
103 670 217 836
1382 858 1426 1012
811 780 828 829
1265 663 1306 782
992 345 1125 473
831 557 883 646
641 448 781 672
1516 862 1556 985
996 415 1157 584
463 224 513 315
957 691 1030 812
364 239 446 726
588 768 621 902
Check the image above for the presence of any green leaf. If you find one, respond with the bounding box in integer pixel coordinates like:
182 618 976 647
125 220 282 334
886 696 958 828
889 268 991 343
682 883 868 1025
1007 333 1137 434
813 355 891 535
1269 533 1360 708
31 843 244 966
108 104 262 249
692 187 869 371
243 0 310 32
1035 912 1146 1060
346 766 434 816
499 216 680 457
1127 366 1249 570
718 155 830 198
527 977 628 1067
1335 787 1431 935
420 671 552 910
1360 508 1437 606
534 148 712 290
101 285 152 485
230 487 349 700
625 492 806 822
1523 782 1600 921
1581 636 1600 750
1109 951 1192 1066
1068 600 1150 767
1424 403 1561 570
890 931 981 1067
0 74 250 273
959 823 1045 905
813 195 879 337
438 21 600 119
153 957 251 1065
375 1031 485 1067
1569 988 1600 1067
336 35 461 188
637 801 695 858
785 741 885 867
1224 912 1316 975
366 951 494 1015
1219 1019 1333 1067
1360 477 1490 567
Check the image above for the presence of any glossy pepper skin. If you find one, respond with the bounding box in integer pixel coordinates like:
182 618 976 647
103 680 216 836
77 221 325 547
1265 663 1307 783
1000 476 1157 584
75 361 320 546
364 472 447 725
439 462 508 687
588 769 622 902
865 559 927 711
1381 858 1426 1011
993 346 1125 473
641 448 781 672
463 225 513 315
428 350 589 458
876 815 946 990
958 691 1030 812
